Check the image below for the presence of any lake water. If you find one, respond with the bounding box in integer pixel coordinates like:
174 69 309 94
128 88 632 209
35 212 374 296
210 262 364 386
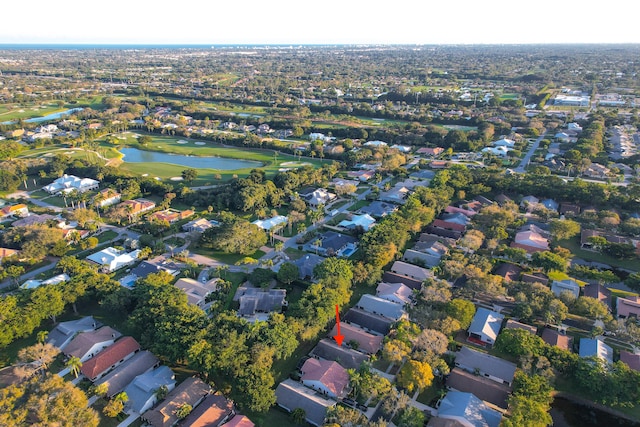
1 107 84 125
551 397 640 427
119 147 263 170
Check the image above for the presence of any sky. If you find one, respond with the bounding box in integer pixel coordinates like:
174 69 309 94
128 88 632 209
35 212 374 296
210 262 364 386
1 0 639 45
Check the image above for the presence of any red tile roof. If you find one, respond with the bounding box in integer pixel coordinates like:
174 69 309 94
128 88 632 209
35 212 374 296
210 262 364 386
620 350 640 371
224 415 255 427
330 322 383 354
300 358 349 397
80 336 140 380
432 219 466 232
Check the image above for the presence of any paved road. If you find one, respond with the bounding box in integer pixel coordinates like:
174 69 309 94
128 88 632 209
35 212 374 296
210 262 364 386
515 132 547 172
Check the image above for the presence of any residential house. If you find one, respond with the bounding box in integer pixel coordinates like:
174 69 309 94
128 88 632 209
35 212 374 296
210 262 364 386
86 247 141 273
180 393 235 427
234 286 287 321
330 322 383 354
311 231 358 257
0 248 19 261
520 195 540 211
493 138 515 147
275 378 336 427
143 377 212 427
619 350 640 372
21 273 71 290
583 283 612 309
304 188 336 207
541 199 559 212
343 308 393 336
581 229 629 249
446 368 511 409
444 205 477 217
551 279 581 299
434 391 502 427
120 260 180 288
182 218 219 233
559 203 581 216
293 254 324 281
493 263 523 283
364 140 388 148
123 366 176 415
541 328 572 351
504 319 537 335
376 282 413 305
494 194 513 206
63 326 122 362
425 224 462 240
94 350 159 397
174 278 218 309
347 169 375 182
616 296 640 319
0 203 29 218
381 271 423 290
416 147 444 157
584 163 611 179
117 199 156 217
42 174 99 195
482 146 510 157
300 358 350 399
94 189 121 208
224 415 254 427
12 213 57 228
252 215 288 231
404 241 448 268
338 213 376 231
467 307 504 347
148 209 194 224
579 338 613 364
520 272 549 286
454 346 517 387
47 316 99 350
511 230 549 254
358 201 398 218
390 260 432 282
81 336 141 382
379 184 413 205
356 294 406 321
311 339 370 370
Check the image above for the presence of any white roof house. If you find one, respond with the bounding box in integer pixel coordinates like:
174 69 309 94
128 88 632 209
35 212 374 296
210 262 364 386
481 146 511 157
551 279 581 299
468 307 504 346
364 140 388 147
86 247 141 273
376 282 413 305
43 174 99 195
356 294 406 321
124 366 176 415
492 138 515 147
338 214 376 231
252 215 288 231
21 273 70 290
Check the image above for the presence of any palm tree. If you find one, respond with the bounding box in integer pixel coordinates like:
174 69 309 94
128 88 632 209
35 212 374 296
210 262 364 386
37 330 48 344
274 241 284 253
66 356 83 378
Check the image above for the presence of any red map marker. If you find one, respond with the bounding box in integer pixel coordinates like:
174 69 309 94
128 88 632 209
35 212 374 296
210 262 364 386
334 305 344 346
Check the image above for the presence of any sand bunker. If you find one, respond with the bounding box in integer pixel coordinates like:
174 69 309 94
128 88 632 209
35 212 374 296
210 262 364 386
194 141 206 146
170 176 184 181
177 140 189 144
280 161 312 167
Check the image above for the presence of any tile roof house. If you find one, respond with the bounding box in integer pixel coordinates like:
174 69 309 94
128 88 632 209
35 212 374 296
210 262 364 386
330 322 383 354
81 336 141 382
376 282 414 305
180 393 235 427
143 377 212 427
616 296 640 319
541 328 572 351
300 358 350 399
356 294 406 321
504 319 537 335
304 188 336 207
117 198 156 217
182 218 219 233
390 260 433 282
446 368 511 409
94 189 121 208
403 240 448 267
0 203 29 218
174 278 218 309
234 287 287 320
619 350 640 372
493 263 523 283
224 415 254 427
454 346 517 387
311 231 358 258
311 339 369 370
0 247 19 261
358 200 398 218
467 308 504 347
95 350 160 397
579 338 613 364
520 272 549 286
47 316 99 350
343 308 393 336
275 378 336 427
435 390 502 427
582 283 612 309
511 230 549 254
148 209 194 224
293 253 324 281
63 326 122 362
123 366 176 415
338 213 376 231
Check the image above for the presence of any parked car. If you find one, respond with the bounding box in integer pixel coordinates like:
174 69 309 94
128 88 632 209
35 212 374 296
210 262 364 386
341 398 357 408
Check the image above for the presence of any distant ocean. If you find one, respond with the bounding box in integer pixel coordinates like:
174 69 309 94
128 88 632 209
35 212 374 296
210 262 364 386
0 44 361 50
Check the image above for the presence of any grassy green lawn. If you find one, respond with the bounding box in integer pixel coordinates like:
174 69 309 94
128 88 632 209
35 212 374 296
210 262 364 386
347 199 370 212
0 103 67 122
557 237 640 272
191 245 265 266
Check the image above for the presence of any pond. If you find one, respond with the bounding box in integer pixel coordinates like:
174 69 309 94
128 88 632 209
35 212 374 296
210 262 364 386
1 108 84 125
119 147 263 170
551 397 640 427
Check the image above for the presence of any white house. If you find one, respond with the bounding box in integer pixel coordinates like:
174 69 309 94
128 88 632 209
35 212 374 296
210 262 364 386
467 307 504 346
551 279 581 299
252 215 288 231
300 358 349 399
338 214 376 231
123 366 176 415
86 247 141 273
482 146 511 157
43 174 99 195
492 138 515 148
63 326 122 362
376 282 413 305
